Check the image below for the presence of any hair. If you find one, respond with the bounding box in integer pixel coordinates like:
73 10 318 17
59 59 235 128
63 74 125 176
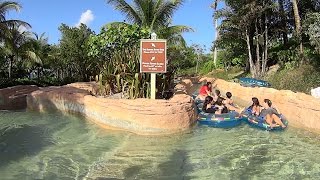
202 96 214 111
215 97 224 106
251 97 260 107
264 99 272 107
206 82 212 87
226 92 232 98
215 90 221 96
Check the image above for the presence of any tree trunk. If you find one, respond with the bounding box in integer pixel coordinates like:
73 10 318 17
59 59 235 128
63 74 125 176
262 14 268 75
291 0 303 59
246 28 256 77
255 19 261 78
37 66 40 81
213 18 218 67
213 0 219 67
8 55 14 79
279 0 288 45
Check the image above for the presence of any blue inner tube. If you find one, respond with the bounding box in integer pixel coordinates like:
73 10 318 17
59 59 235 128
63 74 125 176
243 107 288 131
198 111 245 128
239 77 271 87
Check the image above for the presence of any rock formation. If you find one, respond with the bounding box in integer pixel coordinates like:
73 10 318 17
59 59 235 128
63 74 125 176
27 82 197 135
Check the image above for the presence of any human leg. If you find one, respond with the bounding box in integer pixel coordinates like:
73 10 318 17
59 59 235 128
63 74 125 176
271 114 286 128
225 104 245 114
265 114 276 128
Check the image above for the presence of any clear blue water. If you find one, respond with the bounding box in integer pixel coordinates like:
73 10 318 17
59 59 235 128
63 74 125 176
1 110 320 179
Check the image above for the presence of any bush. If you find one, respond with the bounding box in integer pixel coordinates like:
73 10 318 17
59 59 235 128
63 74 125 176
199 61 216 75
266 65 320 94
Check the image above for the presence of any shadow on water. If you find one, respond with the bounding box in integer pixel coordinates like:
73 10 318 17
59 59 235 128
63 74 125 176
100 150 196 180
0 124 55 168
156 150 195 180
230 146 271 179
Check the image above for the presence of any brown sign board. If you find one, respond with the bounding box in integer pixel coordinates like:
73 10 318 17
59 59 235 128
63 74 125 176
140 39 167 73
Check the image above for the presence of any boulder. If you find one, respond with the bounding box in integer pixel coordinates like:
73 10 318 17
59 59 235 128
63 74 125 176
0 85 39 110
27 83 197 135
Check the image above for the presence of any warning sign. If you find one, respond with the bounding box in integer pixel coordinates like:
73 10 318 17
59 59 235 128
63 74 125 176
140 39 167 73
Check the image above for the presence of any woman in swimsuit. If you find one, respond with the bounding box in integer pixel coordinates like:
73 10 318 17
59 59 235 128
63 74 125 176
251 97 262 116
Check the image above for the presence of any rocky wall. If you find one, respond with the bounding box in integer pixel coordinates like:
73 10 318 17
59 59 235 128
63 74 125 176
27 83 197 135
0 85 39 110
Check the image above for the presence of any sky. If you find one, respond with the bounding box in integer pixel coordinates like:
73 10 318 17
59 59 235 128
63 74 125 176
8 0 224 52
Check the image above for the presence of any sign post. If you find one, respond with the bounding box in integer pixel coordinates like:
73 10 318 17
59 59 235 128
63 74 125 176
140 33 167 99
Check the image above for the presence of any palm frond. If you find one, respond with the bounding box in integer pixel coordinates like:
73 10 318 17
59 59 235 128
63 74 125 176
158 25 193 38
106 0 142 25
153 0 185 29
1 19 31 29
0 1 21 16
25 50 42 65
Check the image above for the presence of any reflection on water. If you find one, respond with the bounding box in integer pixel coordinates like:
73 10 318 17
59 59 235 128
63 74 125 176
1 110 320 179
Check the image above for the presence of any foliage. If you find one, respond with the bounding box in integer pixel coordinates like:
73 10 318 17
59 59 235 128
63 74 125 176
106 0 193 46
0 1 31 39
87 24 151 98
304 12 320 54
168 45 197 70
266 65 320 94
59 23 95 81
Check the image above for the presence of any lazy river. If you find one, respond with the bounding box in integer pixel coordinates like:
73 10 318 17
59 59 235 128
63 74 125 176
1 110 320 179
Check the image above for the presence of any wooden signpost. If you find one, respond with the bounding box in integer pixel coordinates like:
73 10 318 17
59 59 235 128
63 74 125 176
140 33 167 99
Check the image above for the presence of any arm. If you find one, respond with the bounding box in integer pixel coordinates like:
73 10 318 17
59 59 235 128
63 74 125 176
206 90 211 96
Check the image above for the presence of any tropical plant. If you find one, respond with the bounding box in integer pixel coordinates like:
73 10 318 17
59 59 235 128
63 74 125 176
291 0 303 59
87 24 151 98
106 0 193 46
304 12 320 54
0 1 31 40
59 23 95 81
2 24 31 78
22 32 51 79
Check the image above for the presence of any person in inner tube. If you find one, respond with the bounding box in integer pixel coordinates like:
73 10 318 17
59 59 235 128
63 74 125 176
212 89 221 101
202 96 218 113
250 97 262 116
223 92 235 107
202 96 244 115
196 82 212 100
260 99 286 128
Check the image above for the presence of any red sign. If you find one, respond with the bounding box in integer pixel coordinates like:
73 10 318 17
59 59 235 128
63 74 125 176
140 39 167 73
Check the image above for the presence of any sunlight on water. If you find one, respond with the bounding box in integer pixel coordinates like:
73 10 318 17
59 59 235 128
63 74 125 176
1 110 320 179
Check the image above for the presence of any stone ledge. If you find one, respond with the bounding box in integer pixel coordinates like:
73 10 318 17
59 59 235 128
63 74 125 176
0 85 39 110
27 83 197 135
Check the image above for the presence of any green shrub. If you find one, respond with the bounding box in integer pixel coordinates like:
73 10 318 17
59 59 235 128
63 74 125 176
266 65 320 94
199 61 216 75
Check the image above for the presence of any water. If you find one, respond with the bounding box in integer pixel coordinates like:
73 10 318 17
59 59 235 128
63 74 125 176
1 110 320 179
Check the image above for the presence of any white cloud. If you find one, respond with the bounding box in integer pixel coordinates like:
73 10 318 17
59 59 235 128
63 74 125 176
76 10 94 27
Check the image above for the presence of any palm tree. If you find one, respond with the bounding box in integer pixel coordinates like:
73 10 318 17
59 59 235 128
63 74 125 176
106 0 193 46
23 32 49 79
211 0 220 67
291 0 303 59
2 24 28 78
0 1 31 40
2 25 41 79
